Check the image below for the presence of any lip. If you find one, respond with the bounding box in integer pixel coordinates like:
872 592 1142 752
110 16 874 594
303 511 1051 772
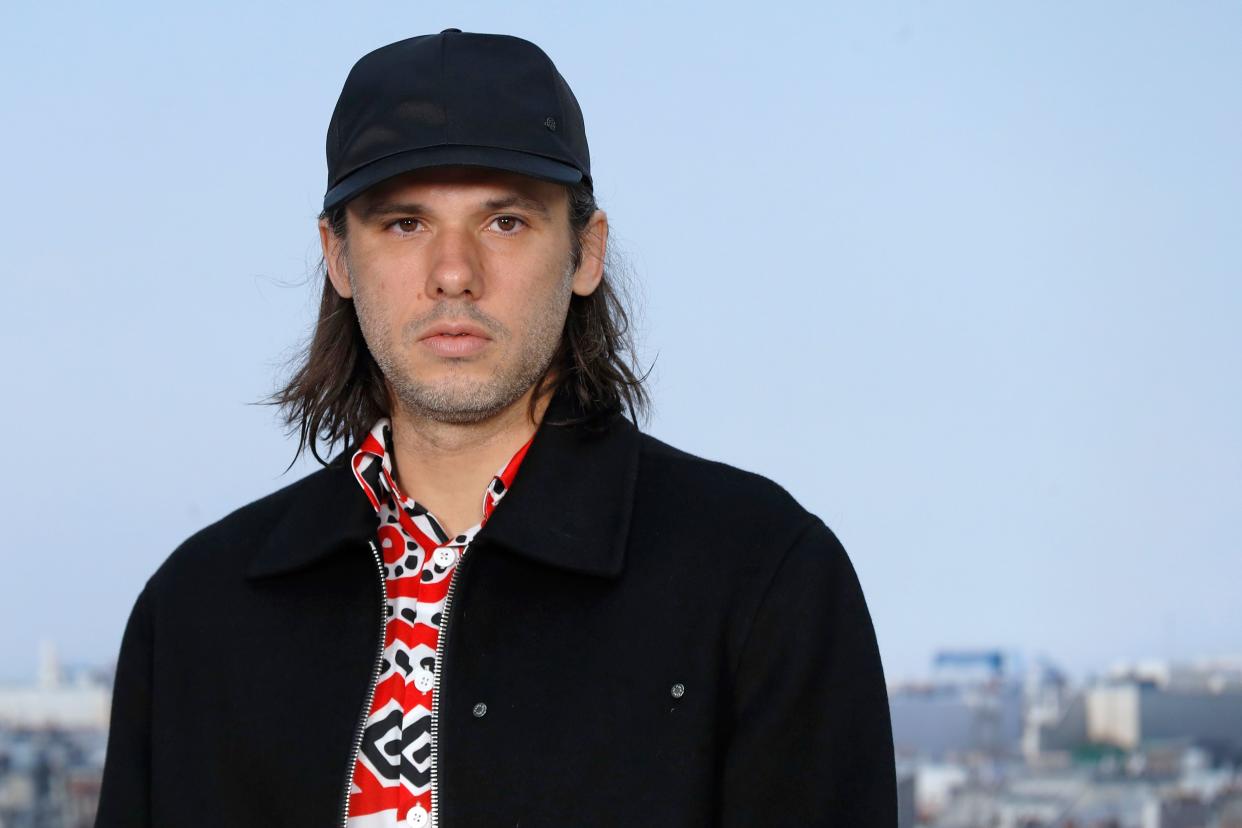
418 321 492 358
418 321 493 341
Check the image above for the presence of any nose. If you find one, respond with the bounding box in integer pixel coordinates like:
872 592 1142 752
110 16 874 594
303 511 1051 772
424 226 484 299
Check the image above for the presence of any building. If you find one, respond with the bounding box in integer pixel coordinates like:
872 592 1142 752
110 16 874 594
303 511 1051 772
0 642 111 731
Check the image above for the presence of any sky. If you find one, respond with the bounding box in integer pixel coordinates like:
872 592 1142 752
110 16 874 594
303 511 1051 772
1 2 1238 684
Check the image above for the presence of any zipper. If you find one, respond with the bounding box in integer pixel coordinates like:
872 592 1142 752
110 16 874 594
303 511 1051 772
340 539 388 828
429 544 472 828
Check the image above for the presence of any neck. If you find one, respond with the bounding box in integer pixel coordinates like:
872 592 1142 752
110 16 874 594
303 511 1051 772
385 384 553 540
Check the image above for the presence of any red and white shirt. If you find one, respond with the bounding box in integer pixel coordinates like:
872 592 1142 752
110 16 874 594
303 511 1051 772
346 417 533 827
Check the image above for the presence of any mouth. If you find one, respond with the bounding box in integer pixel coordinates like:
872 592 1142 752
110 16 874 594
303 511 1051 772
419 321 492 340
419 330 491 357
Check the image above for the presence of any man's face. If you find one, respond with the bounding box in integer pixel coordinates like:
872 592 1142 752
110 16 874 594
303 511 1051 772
319 166 606 425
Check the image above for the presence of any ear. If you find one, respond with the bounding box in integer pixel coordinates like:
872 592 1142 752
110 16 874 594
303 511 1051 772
319 216 353 299
570 209 608 297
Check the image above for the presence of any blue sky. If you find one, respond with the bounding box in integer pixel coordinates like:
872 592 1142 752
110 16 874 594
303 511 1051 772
1 2 1238 683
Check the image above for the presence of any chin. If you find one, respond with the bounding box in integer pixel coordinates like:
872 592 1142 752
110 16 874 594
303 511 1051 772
393 378 526 422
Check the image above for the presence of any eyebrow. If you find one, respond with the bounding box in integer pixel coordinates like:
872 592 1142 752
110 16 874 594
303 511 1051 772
483 194 552 220
358 193 552 222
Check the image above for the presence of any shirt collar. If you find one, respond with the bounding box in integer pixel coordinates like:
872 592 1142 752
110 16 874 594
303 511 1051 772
245 386 640 580
349 416 532 534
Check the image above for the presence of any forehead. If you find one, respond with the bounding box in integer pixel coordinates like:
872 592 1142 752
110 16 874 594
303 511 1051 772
351 165 568 212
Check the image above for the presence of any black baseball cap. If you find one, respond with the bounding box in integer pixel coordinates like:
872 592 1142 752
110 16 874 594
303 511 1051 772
322 30 592 212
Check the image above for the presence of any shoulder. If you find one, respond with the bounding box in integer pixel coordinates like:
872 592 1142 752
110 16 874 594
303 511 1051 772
627 429 865 672
633 429 818 539
144 462 340 594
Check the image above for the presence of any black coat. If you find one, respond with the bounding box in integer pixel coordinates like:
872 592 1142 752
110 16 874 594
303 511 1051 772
95 389 897 827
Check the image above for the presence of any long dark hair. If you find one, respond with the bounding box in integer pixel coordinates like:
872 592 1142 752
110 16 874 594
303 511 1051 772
264 180 652 468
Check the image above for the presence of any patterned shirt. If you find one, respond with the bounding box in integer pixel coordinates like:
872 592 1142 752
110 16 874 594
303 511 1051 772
346 418 534 827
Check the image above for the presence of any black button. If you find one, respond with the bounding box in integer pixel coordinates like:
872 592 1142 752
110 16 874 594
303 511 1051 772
441 28 462 34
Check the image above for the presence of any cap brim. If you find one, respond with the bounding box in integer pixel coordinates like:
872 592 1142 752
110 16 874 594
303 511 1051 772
323 145 584 211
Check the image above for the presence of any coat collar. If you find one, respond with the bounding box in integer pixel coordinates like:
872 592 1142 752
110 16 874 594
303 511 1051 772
245 387 641 581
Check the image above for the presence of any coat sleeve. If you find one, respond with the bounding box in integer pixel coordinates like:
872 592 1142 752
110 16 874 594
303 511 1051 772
94 582 154 827
718 517 896 827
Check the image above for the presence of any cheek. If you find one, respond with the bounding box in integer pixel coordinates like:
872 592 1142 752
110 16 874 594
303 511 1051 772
351 246 416 302
515 271 574 337
350 242 423 298
351 275 403 347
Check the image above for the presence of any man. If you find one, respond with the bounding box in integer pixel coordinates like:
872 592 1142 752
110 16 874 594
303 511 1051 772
95 30 896 828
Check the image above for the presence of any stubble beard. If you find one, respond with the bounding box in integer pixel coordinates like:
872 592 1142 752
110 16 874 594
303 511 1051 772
348 255 575 425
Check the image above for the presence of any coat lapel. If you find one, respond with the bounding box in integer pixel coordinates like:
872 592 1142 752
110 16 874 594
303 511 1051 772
245 386 641 580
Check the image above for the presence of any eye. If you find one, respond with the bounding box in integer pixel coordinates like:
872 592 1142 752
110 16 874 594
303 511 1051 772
490 215 526 234
390 217 423 234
